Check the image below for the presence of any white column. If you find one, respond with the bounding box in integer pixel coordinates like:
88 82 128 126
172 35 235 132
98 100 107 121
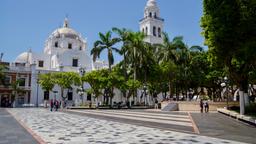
30 63 37 105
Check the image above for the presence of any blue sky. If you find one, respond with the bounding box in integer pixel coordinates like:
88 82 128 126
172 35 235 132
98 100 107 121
0 0 204 63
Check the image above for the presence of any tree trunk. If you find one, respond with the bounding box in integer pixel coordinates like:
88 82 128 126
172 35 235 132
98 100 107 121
244 93 249 106
239 90 245 115
169 80 172 99
133 46 137 103
123 53 127 99
242 79 249 106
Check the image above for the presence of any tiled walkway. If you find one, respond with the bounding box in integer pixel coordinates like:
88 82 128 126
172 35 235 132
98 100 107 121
7 108 245 144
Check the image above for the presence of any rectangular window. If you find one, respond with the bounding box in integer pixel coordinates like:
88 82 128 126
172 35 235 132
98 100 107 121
18 78 26 87
79 46 82 51
87 93 91 101
68 43 72 49
4 76 11 85
68 91 73 100
44 91 49 100
38 61 44 67
72 59 78 67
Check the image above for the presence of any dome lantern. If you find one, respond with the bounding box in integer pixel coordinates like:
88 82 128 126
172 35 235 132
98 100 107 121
63 17 69 28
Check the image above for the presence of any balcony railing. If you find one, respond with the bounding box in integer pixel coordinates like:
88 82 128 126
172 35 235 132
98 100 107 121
140 17 164 22
0 85 31 91
8 66 31 72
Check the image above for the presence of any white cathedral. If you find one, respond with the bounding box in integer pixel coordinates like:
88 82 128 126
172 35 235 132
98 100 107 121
12 0 164 107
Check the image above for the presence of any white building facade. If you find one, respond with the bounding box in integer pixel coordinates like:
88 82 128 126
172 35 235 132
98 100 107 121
14 18 93 106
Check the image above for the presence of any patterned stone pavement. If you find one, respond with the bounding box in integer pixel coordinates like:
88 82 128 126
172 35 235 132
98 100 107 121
7 108 246 144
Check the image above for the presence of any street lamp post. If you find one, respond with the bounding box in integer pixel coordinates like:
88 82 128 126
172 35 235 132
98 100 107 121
221 76 229 109
143 84 147 106
78 66 86 105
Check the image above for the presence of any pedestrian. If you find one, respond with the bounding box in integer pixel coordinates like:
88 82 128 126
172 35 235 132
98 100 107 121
204 101 209 113
59 100 62 109
50 99 53 112
154 98 158 109
54 100 59 111
200 99 204 113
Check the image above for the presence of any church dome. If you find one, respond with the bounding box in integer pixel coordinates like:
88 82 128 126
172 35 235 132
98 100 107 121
15 51 32 63
50 18 80 39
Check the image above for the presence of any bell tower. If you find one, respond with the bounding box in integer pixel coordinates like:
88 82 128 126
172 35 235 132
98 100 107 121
140 0 164 44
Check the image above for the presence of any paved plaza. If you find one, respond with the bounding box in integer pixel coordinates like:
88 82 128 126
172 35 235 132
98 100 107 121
5 108 251 144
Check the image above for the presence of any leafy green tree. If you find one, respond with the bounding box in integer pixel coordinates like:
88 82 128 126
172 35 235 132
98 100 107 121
126 79 141 99
82 70 104 99
91 31 121 71
107 69 126 105
53 72 81 101
201 0 256 114
38 73 55 93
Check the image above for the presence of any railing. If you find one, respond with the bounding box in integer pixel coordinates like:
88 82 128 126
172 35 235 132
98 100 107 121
140 17 165 22
0 85 31 90
8 66 31 72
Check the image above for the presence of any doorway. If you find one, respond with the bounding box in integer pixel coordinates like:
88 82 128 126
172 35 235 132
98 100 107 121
0 95 10 107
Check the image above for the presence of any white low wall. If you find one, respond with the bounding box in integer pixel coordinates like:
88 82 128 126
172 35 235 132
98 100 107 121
161 101 239 111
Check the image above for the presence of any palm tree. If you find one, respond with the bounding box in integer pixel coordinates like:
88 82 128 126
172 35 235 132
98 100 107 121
91 31 121 71
112 28 133 100
157 32 186 98
126 31 146 81
125 31 146 100
112 27 131 77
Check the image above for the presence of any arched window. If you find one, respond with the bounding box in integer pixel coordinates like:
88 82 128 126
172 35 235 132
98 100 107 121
158 27 161 37
55 42 58 47
153 26 156 36
154 13 157 18
142 28 145 34
145 27 148 35
149 12 152 18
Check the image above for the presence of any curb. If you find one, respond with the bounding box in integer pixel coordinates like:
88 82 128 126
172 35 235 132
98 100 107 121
187 112 200 134
6 109 47 144
217 108 256 127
